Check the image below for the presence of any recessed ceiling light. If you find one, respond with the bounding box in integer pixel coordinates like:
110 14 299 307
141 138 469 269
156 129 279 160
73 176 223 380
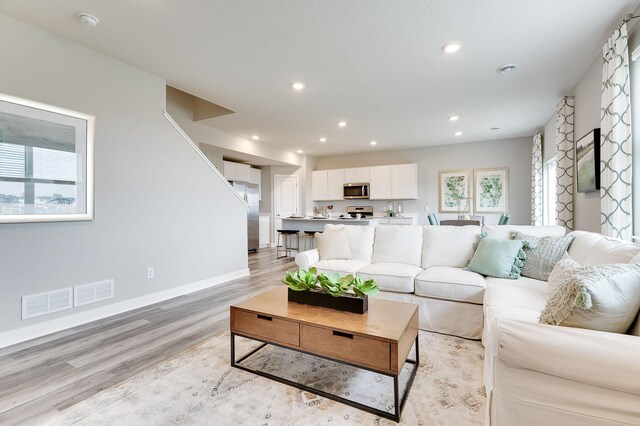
292 82 305 91
490 127 501 131
454 131 463 136
442 42 462 53
78 13 99 27
297 149 303 154
498 64 517 73
338 121 347 127
319 137 327 142
370 141 377 146
251 135 260 140
448 115 459 121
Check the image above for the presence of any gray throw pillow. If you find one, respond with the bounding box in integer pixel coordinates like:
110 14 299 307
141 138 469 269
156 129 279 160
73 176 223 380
539 263 640 333
511 231 575 281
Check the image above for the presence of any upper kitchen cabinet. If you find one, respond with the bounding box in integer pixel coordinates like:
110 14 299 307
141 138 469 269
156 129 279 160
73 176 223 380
312 170 328 201
391 163 418 199
312 164 417 201
344 167 370 184
369 166 392 199
223 160 251 183
327 169 344 200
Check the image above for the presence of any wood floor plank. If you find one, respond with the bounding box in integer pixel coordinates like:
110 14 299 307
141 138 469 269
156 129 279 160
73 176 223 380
0 249 294 424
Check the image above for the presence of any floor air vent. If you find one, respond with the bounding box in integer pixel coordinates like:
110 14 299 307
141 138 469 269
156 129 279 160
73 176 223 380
22 288 73 319
74 279 114 307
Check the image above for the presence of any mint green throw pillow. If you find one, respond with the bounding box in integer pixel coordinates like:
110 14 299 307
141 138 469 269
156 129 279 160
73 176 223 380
466 238 526 279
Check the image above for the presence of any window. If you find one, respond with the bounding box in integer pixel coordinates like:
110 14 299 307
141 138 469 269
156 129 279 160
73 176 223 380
543 158 557 226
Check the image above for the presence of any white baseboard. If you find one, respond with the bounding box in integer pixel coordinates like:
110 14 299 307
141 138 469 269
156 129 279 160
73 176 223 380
0 268 250 349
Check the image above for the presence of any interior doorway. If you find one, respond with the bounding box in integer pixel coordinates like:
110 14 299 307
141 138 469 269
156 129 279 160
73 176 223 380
273 174 300 245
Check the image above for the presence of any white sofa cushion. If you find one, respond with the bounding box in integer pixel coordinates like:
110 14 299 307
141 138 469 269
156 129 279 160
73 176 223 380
540 264 640 333
316 227 352 260
314 259 370 276
414 266 485 304
324 224 375 262
482 225 566 240
357 262 423 293
567 230 640 265
484 276 548 311
421 225 481 268
372 225 423 266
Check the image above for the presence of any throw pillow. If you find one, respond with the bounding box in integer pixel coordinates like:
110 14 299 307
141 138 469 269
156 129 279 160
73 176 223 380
315 228 352 261
511 231 575 281
466 237 527 279
539 263 640 333
547 252 581 295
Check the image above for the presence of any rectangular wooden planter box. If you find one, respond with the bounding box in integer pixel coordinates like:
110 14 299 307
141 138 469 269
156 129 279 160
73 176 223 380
287 288 368 314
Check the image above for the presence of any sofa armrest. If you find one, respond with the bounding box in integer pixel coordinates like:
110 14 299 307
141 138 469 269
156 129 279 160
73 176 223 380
494 318 640 395
295 249 319 270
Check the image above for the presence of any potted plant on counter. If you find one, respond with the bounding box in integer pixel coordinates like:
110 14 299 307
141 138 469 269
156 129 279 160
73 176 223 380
282 268 379 314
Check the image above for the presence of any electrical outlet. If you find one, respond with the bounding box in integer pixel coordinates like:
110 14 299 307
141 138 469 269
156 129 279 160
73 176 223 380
147 267 155 279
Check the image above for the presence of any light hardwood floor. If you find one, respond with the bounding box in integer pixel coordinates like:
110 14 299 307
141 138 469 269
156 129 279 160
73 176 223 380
0 248 295 426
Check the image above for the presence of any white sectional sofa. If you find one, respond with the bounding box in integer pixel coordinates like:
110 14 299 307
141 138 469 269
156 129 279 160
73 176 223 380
295 224 640 425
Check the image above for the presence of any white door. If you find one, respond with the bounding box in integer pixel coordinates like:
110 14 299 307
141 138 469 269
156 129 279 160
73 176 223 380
369 166 392 199
327 169 344 200
312 170 328 200
274 174 300 243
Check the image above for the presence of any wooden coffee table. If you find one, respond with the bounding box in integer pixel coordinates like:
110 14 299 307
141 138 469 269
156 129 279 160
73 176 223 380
230 286 419 422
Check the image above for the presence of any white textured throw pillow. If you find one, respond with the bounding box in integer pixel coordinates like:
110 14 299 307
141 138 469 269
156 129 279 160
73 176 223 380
540 263 640 333
315 228 352 261
547 252 581 295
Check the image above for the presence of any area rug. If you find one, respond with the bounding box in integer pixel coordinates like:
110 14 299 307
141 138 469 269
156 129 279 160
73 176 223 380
44 331 485 425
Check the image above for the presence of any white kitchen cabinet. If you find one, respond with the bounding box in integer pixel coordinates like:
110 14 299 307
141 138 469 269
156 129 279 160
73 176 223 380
391 163 418 199
312 170 329 201
223 161 251 183
378 216 417 225
327 169 344 200
249 168 262 200
259 215 270 247
369 166 392 199
344 167 370 183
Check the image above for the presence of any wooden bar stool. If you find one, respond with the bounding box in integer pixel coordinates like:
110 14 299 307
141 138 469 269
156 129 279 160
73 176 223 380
303 231 319 251
276 230 300 259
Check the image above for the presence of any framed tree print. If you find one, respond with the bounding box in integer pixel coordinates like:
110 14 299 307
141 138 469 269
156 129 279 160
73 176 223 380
474 168 508 214
438 170 470 213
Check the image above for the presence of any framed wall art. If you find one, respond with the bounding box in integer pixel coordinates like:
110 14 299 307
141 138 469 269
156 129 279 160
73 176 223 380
0 93 94 224
438 169 471 213
576 128 600 193
474 168 508 214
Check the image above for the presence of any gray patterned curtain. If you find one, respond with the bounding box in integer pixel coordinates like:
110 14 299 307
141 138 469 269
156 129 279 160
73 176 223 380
601 23 633 240
556 96 575 230
531 132 543 225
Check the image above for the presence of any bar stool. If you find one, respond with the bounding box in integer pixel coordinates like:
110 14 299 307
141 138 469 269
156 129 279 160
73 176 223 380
276 230 300 259
303 231 320 251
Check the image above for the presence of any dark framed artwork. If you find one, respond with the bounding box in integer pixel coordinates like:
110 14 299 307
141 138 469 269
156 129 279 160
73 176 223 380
575 128 600 193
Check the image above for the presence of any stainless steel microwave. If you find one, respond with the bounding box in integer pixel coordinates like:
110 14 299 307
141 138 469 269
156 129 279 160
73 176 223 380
343 183 370 199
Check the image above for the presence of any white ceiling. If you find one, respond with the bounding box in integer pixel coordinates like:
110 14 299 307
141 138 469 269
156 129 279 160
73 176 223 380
1 0 638 156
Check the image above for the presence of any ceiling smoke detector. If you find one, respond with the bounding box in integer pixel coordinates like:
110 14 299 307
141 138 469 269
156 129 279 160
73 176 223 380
498 64 517 74
78 13 99 27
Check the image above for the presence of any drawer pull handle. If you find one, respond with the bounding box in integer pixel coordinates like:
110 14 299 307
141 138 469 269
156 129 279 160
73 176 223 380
257 314 273 321
332 330 353 339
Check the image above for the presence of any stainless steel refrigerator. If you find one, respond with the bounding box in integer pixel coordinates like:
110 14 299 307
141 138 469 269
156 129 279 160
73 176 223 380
232 182 259 252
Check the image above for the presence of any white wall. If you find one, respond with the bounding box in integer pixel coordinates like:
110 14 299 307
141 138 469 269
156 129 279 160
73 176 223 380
0 15 248 336
314 137 533 225
542 55 602 232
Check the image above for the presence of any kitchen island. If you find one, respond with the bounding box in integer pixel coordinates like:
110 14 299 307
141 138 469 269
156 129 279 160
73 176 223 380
280 217 379 232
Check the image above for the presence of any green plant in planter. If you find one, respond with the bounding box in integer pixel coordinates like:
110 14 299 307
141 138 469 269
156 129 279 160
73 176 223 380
282 267 320 291
282 268 379 298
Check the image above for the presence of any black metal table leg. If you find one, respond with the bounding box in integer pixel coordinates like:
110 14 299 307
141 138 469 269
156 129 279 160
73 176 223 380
230 333 420 422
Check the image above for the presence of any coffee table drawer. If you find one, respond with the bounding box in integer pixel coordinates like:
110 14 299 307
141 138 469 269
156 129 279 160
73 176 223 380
301 324 390 371
233 309 300 347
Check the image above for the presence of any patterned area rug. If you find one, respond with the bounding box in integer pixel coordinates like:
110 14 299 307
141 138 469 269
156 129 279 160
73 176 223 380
44 331 485 425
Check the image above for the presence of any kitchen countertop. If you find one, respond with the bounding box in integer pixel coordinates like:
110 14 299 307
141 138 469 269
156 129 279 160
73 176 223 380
281 217 375 222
